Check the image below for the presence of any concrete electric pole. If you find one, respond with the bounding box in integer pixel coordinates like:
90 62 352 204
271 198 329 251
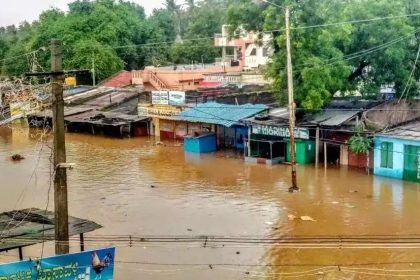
285 7 299 192
51 39 70 255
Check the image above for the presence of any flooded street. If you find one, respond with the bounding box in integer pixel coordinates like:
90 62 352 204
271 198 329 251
1 125 420 279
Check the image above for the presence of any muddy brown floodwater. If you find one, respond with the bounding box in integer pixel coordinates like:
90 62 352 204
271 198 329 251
1 125 420 279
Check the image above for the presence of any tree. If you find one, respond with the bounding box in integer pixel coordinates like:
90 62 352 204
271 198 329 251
227 0 420 108
171 39 219 64
65 39 124 81
1 0 162 80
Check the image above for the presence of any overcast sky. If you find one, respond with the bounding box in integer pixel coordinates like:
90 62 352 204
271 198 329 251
0 0 167 27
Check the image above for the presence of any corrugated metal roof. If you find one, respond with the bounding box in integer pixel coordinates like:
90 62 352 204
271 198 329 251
177 102 268 127
378 121 420 141
309 110 360 127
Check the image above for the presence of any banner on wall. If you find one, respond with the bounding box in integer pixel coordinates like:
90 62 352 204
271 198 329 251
168 91 186 106
138 104 183 118
0 247 115 280
152 91 169 105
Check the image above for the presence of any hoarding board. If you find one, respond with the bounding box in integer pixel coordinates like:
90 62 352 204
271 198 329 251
152 91 169 105
138 104 182 118
168 91 186 106
252 124 310 140
0 247 115 280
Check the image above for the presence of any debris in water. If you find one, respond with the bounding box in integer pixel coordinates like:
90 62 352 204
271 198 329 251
349 190 358 193
265 221 274 225
288 214 297 221
332 201 340 204
300 216 316 222
344 203 356 208
187 228 192 232
150 185 156 188
155 141 164 146
11 154 25 161
236 251 240 255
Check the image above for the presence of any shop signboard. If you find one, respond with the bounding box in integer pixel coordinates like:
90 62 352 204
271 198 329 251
168 91 186 106
0 247 115 280
138 104 182 118
252 124 309 140
152 91 169 105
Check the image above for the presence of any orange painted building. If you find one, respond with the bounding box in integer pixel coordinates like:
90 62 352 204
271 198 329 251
132 65 243 91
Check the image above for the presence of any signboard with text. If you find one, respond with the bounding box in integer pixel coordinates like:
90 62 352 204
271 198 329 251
252 124 310 140
168 91 186 106
138 104 182 118
0 247 115 280
152 91 169 105
152 91 186 106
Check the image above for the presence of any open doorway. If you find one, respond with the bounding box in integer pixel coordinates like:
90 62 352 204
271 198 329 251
324 143 341 166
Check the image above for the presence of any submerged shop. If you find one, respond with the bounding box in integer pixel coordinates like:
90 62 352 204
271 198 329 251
138 91 187 139
176 102 268 153
245 121 314 165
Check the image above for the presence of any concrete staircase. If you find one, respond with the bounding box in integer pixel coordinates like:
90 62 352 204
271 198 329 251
149 71 169 90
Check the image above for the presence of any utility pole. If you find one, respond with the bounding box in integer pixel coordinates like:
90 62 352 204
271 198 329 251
51 39 70 255
92 53 96 87
285 7 299 192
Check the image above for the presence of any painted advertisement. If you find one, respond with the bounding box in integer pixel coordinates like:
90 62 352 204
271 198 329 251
168 91 186 106
252 125 309 140
152 91 169 105
0 247 115 280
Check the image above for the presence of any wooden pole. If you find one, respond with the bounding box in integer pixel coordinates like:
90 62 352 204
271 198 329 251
315 127 320 168
285 7 299 192
247 126 252 157
18 247 23 260
80 233 85 252
324 141 328 169
51 39 70 255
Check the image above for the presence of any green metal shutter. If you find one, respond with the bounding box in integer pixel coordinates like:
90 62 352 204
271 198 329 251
380 142 388 168
387 142 393 168
404 145 420 182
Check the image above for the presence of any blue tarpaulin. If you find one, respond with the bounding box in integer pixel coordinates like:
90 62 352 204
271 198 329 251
177 102 268 127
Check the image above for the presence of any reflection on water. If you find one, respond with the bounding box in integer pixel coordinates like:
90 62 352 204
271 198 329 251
1 125 420 279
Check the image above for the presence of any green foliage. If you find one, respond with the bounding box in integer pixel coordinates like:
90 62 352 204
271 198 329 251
65 39 124 81
171 39 219 64
349 127 373 154
0 0 227 81
227 0 420 108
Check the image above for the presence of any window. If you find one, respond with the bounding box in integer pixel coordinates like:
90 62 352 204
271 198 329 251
263 48 269 57
380 142 393 168
250 48 257 56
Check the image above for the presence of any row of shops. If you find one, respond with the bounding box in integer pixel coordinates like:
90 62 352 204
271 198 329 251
137 98 370 169
137 97 420 183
